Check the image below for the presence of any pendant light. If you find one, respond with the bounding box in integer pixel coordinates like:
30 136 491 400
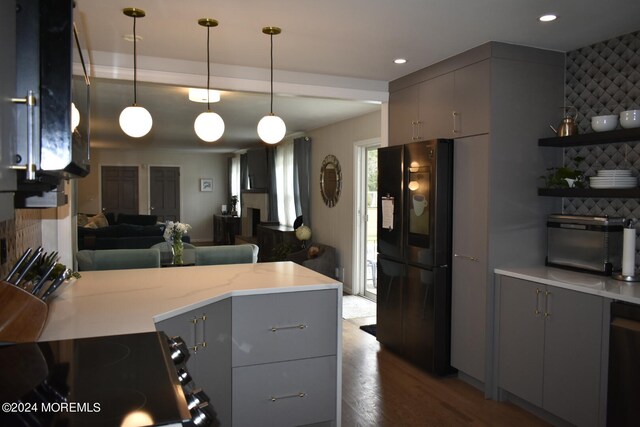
194 18 225 142
119 8 153 138
257 26 286 145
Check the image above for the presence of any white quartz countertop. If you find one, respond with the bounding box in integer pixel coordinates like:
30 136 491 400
495 266 640 305
40 261 341 342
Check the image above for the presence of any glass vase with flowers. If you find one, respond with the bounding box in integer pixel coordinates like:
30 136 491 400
163 221 191 265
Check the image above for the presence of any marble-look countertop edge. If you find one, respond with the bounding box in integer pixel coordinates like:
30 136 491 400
495 266 640 305
152 283 341 322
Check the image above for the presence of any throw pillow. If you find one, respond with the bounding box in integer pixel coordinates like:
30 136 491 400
77 213 89 227
90 212 109 228
84 221 98 229
308 245 323 259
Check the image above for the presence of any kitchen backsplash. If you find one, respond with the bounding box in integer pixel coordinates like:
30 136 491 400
563 29 640 219
0 210 42 278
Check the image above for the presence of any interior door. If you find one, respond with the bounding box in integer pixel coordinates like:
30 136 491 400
150 166 180 222
101 166 138 215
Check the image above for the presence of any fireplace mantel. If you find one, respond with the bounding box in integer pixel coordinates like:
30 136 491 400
241 191 269 237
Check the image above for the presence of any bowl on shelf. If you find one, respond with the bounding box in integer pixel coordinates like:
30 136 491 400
620 110 640 129
591 115 618 132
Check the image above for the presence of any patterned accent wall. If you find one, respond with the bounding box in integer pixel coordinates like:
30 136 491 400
0 210 42 278
563 30 640 218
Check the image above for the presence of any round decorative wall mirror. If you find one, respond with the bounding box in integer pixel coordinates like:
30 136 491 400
320 154 342 207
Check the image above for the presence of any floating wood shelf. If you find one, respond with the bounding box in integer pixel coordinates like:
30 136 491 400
539 128 640 147
538 187 640 198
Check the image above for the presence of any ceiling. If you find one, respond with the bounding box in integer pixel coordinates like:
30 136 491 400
74 0 640 153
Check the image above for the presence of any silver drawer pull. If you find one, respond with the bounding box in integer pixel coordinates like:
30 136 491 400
270 324 308 332
189 314 208 352
270 392 306 402
454 253 479 262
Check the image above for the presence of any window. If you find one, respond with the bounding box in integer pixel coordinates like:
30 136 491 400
230 155 241 214
275 140 296 226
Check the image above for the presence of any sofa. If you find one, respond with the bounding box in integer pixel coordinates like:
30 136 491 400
195 244 259 266
77 212 190 250
76 248 161 271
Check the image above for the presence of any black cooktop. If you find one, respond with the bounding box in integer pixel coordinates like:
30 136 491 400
0 332 190 427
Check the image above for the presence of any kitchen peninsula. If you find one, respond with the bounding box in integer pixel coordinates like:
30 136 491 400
40 261 342 427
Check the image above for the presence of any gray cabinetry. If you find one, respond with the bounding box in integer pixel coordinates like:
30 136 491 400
497 276 603 427
388 85 419 145
388 59 490 146
450 134 489 382
0 0 17 220
156 299 233 426
418 72 454 140
156 288 339 427
452 60 490 137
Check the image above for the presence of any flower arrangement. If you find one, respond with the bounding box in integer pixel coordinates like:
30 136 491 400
164 221 191 264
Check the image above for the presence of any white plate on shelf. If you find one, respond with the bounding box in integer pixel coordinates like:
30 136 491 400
597 169 633 176
589 177 638 184
589 183 637 189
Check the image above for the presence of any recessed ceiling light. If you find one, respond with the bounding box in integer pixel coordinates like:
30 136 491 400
188 88 221 103
394 58 407 64
539 14 557 22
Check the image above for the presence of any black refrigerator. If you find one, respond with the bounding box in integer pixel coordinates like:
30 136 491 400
376 139 455 375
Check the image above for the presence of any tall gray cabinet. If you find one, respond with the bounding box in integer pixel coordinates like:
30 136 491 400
388 42 564 389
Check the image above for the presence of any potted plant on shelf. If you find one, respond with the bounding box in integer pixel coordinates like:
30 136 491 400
540 156 586 189
230 195 239 217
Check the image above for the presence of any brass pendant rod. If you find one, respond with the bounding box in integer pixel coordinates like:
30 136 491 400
133 15 138 105
206 25 211 110
269 33 273 114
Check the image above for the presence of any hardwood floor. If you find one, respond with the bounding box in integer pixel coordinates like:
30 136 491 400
341 316 550 427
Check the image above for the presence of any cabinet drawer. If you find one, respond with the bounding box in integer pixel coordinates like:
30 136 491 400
232 356 337 427
232 290 337 366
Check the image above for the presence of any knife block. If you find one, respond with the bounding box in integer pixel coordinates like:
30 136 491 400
0 280 48 343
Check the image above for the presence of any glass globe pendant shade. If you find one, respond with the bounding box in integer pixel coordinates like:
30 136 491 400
119 105 153 138
71 102 80 131
257 114 286 145
194 110 225 142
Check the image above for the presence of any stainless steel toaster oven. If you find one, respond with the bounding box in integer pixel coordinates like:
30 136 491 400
546 214 624 275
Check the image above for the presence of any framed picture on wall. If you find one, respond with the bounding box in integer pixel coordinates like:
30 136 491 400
200 178 213 192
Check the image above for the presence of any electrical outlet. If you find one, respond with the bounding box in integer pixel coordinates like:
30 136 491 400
0 238 7 265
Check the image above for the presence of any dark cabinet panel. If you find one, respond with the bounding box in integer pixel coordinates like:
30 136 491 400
377 146 403 259
213 215 240 245
376 256 404 352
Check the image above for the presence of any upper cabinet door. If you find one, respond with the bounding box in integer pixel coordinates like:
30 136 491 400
453 59 491 137
418 73 454 140
389 86 419 146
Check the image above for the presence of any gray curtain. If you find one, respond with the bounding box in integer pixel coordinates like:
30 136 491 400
266 146 279 222
293 136 311 226
240 153 248 190
227 157 233 202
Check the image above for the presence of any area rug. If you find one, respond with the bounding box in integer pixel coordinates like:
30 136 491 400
342 295 376 319
359 324 377 337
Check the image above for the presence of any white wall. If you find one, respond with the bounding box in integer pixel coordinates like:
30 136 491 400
76 148 228 242
308 110 381 292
